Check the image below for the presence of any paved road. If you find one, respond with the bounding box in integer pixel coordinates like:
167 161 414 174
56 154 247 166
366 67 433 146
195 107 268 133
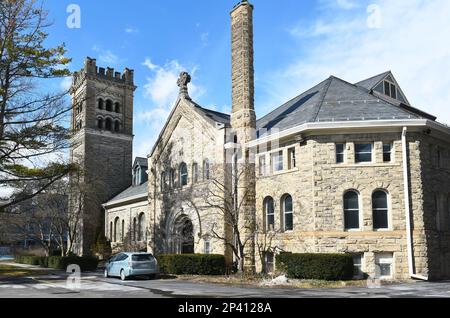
1 270 450 298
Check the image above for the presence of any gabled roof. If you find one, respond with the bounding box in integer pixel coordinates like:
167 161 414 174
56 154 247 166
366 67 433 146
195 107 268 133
193 104 230 125
355 71 391 90
133 157 148 168
257 74 431 134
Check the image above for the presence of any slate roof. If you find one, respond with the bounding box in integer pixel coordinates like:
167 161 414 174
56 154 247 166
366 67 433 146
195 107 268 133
257 75 428 133
194 104 230 125
354 71 391 90
134 157 148 168
105 181 148 205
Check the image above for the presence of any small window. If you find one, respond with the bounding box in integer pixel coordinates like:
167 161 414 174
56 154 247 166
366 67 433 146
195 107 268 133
98 98 104 110
114 120 121 133
203 160 210 180
97 118 103 129
192 163 199 184
180 163 188 187
288 147 296 169
265 252 275 274
271 151 283 172
355 144 372 163
383 143 392 162
336 144 345 164
353 254 364 279
170 169 176 188
383 81 397 99
264 197 275 232
344 191 360 230
259 156 267 176
121 220 125 242
106 100 113 112
105 118 112 131
375 253 393 279
437 148 442 168
204 240 211 255
282 195 293 232
114 102 121 113
373 191 389 230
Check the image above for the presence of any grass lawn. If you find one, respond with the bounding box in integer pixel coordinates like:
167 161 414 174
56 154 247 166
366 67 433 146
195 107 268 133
0 265 47 278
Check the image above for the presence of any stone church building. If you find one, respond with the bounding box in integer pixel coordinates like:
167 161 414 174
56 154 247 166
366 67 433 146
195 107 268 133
71 1 450 280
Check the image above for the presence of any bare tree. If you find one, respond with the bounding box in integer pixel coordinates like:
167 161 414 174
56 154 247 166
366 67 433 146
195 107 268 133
0 0 75 210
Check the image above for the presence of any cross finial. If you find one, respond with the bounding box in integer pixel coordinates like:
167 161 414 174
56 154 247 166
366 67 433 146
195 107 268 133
177 71 191 98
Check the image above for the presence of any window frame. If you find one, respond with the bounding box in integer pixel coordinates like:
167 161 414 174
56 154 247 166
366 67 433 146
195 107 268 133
355 143 373 163
372 190 390 231
203 159 210 181
375 253 394 279
264 197 275 232
179 162 188 187
343 190 361 231
204 240 211 255
383 143 393 163
352 254 364 279
271 150 284 173
282 195 294 232
336 143 345 164
288 147 296 170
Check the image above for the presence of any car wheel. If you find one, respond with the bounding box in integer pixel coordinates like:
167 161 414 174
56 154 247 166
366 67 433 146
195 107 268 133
104 269 109 278
120 269 127 281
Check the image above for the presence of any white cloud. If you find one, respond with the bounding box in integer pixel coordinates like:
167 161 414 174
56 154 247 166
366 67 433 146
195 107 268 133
125 27 139 34
134 59 205 157
261 0 450 125
201 32 209 47
92 45 120 65
60 77 72 91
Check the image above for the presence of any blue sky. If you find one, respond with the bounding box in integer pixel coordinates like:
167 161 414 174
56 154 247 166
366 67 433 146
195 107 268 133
43 0 450 158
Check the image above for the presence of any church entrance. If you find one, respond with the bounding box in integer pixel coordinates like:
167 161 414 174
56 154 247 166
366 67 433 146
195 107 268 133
172 215 194 254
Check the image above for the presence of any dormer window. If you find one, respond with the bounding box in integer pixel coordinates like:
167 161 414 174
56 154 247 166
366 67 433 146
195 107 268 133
383 80 397 99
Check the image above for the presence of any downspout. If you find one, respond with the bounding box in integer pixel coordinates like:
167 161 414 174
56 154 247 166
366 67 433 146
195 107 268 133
402 127 428 281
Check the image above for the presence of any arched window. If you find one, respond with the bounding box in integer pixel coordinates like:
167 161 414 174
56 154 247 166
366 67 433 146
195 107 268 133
192 163 199 184
114 120 121 132
180 162 188 186
161 172 166 192
114 217 120 242
105 118 112 131
114 102 121 113
264 197 275 232
138 213 146 241
170 168 176 188
344 191 360 230
282 195 293 231
133 218 137 242
98 98 104 110
110 222 113 241
203 159 210 180
106 99 113 112
97 118 104 129
373 191 389 230
121 220 125 242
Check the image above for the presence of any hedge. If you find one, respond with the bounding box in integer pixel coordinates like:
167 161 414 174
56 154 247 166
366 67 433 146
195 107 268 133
156 254 226 275
276 253 354 281
15 255 99 272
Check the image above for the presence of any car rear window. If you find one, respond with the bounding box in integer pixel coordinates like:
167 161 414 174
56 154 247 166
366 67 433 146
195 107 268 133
132 254 153 262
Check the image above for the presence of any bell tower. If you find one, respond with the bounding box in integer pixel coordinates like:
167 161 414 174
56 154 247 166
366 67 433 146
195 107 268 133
70 57 136 255
230 0 257 273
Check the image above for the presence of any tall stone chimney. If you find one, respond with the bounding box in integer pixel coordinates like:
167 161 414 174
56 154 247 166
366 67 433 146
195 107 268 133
230 0 256 274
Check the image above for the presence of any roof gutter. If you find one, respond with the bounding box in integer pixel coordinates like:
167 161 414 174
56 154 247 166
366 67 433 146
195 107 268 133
402 127 428 281
247 119 434 148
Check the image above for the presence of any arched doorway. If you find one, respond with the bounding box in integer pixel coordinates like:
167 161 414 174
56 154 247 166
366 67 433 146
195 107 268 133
172 215 194 254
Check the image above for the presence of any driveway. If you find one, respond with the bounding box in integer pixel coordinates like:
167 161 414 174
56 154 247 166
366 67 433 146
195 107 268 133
1 269 450 298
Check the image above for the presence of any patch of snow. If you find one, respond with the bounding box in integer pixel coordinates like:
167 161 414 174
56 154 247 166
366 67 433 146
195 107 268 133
259 275 289 286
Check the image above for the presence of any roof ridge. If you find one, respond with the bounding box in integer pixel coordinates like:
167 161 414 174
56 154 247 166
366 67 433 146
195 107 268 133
312 77 333 122
257 77 331 124
355 70 391 85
